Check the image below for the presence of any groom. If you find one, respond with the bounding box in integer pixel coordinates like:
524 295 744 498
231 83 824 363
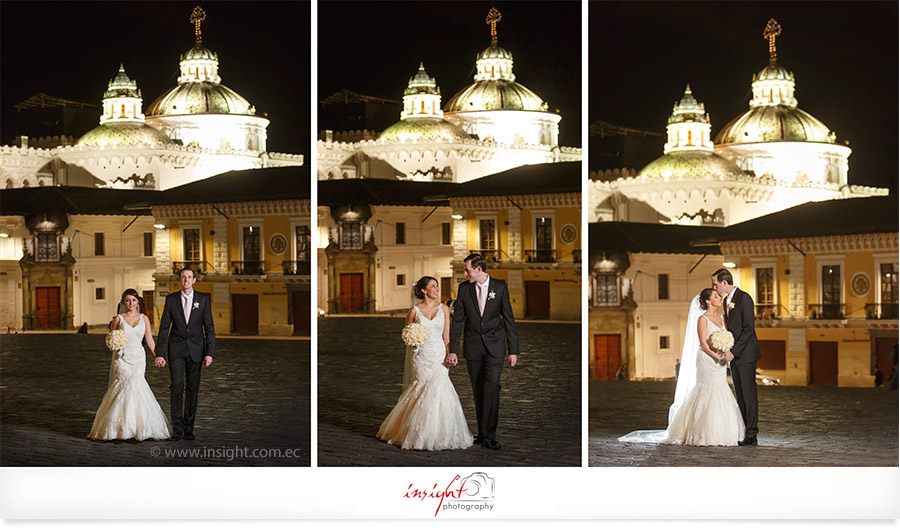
155 267 215 440
448 253 519 450
712 268 761 446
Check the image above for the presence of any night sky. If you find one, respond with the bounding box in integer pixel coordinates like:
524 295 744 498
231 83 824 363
589 1 898 194
0 1 310 155
318 1 582 148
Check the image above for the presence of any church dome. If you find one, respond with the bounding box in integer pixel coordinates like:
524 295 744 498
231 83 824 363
715 19 838 146
183 43 217 61
639 150 745 180
145 82 254 116
444 80 546 112
145 6 256 117
379 117 469 142
755 62 793 82
476 43 513 61
444 7 549 114
714 105 834 144
77 122 174 148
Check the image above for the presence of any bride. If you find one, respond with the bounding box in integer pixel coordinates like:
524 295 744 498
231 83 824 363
376 276 473 450
88 289 170 441
619 288 745 446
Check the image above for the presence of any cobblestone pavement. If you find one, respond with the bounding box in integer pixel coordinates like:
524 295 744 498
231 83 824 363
590 380 899 466
1 334 310 466
317 317 581 466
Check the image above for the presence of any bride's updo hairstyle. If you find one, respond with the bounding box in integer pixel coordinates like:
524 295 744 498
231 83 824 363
698 287 716 310
120 288 143 310
413 276 438 300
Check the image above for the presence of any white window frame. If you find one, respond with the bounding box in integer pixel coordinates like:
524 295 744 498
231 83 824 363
179 221 204 264
290 219 311 263
475 214 498 252
237 219 265 263
873 253 899 306
815 256 845 305
530 210 557 252
751 257 778 313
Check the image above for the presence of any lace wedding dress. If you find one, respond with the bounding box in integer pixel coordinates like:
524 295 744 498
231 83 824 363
377 304 473 450
88 314 170 441
665 314 746 446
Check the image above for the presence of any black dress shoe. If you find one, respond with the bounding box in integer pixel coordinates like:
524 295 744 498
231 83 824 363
482 439 501 450
169 434 181 441
738 438 758 446
183 433 195 440
473 436 484 445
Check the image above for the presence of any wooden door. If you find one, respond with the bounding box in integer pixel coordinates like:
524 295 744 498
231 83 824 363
232 294 259 334
142 290 154 328
594 334 621 380
809 341 838 385
525 280 550 318
441 277 453 303
35 287 61 328
875 337 898 386
758 340 786 370
292 290 311 336
339 273 364 313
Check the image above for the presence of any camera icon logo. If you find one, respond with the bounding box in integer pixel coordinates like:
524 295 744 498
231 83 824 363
460 472 495 500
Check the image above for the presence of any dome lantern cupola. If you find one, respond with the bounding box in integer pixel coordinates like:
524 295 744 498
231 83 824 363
401 62 443 119
749 19 797 108
100 64 144 125
715 19 839 145
474 7 515 82
664 84 713 154
178 6 221 84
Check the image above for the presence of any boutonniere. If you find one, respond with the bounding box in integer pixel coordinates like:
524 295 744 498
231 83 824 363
193 301 200 310
728 302 735 311
488 290 496 300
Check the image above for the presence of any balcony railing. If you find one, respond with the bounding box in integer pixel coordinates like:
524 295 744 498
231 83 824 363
755 304 779 320
470 249 500 263
866 303 899 320
524 249 557 263
231 260 264 275
282 260 311 276
171 261 206 275
808 303 846 320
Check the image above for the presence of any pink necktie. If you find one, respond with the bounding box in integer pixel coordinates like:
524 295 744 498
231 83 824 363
183 295 191 324
478 283 486 316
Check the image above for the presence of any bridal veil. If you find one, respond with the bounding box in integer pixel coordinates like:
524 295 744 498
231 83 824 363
617 294 702 443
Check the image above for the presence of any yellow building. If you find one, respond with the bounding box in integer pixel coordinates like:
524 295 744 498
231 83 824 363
446 162 581 320
140 166 311 336
716 196 898 387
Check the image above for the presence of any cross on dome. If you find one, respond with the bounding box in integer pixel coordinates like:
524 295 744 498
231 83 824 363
486 8 501 44
764 18 782 64
191 6 206 44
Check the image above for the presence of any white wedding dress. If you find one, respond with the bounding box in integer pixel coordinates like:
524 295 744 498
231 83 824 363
376 304 473 450
88 314 170 441
664 315 745 446
619 296 744 446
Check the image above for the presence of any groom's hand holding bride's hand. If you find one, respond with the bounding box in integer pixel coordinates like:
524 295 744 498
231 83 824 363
154 357 166 368
724 350 735 362
446 353 458 366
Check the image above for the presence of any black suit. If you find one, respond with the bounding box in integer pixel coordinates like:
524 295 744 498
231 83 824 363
449 277 518 442
156 290 215 436
725 287 761 442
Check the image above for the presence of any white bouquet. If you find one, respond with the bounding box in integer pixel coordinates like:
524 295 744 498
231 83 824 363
709 329 734 353
106 329 128 358
401 322 428 348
